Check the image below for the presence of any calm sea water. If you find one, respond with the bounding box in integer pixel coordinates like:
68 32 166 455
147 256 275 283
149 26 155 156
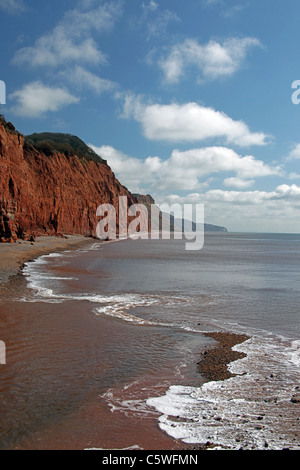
0 233 299 449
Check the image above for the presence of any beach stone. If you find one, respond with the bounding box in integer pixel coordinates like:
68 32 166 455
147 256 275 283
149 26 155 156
291 394 300 403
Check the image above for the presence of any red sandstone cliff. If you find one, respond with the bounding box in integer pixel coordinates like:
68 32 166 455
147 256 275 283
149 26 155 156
0 119 146 243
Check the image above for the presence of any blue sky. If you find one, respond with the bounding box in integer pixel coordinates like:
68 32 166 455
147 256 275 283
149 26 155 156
1 0 300 232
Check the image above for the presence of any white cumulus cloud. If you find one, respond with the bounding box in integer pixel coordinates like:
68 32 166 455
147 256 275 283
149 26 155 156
90 144 281 194
121 95 270 147
160 184 300 232
12 1 121 68
90 143 300 232
158 37 262 84
61 66 117 95
10 81 79 117
223 177 255 189
286 143 300 160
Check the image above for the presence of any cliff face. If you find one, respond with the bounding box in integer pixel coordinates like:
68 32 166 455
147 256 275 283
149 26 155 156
0 120 142 242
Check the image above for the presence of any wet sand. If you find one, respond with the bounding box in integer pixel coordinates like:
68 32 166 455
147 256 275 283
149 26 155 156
0 235 95 296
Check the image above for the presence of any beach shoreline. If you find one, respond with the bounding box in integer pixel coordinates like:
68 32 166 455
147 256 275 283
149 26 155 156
0 234 251 384
0 235 96 297
181 332 252 451
0 234 255 450
5 235 297 451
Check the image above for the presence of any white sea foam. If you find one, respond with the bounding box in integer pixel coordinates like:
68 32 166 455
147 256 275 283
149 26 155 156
23 256 167 325
290 340 300 366
85 445 143 450
147 335 300 450
101 378 167 419
23 253 202 329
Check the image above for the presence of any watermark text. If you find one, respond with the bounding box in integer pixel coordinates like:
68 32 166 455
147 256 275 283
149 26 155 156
291 80 300 104
0 80 6 105
96 196 204 251
0 341 6 365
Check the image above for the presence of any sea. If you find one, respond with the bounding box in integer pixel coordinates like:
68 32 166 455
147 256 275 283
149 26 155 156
0 232 299 450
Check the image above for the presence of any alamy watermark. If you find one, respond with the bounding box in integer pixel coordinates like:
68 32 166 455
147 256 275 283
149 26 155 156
0 80 6 105
0 341 6 365
96 196 204 251
291 80 300 104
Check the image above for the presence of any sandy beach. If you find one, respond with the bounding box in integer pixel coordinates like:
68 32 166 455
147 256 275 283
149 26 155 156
0 235 95 294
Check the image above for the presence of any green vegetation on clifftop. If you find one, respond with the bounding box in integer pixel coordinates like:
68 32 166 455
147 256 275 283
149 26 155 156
24 132 106 164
